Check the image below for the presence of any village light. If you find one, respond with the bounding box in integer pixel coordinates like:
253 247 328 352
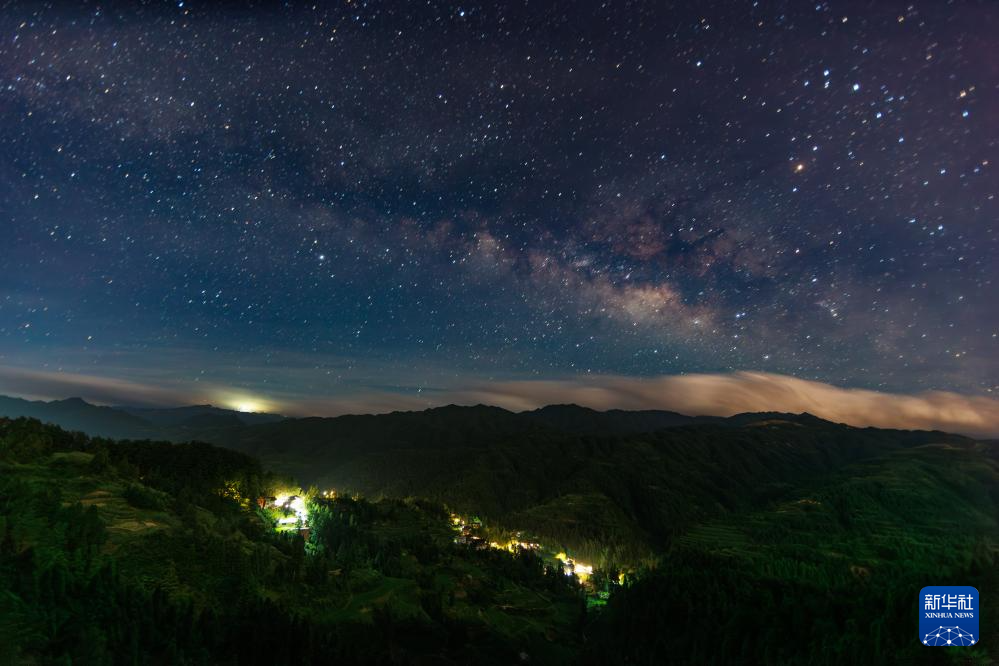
272 493 309 525
289 496 307 522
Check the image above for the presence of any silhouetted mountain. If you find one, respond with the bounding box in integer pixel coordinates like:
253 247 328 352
213 403 547 464
0 395 155 439
210 404 976 566
118 403 285 427
0 393 849 448
0 395 288 440
524 404 696 433
0 394 982 565
720 411 831 427
176 412 247 429
1 412 995 664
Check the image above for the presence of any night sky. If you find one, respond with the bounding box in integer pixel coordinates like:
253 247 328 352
1 2 997 427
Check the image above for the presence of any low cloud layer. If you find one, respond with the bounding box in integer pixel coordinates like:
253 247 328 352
0 366 212 408
1 365 997 437
449 372 999 436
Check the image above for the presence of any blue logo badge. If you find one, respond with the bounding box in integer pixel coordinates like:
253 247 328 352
920 586 979 647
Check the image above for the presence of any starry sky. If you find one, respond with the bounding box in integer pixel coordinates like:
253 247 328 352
1 2 997 428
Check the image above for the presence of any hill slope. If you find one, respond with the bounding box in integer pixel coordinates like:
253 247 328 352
5 395 985 571
117 403 285 427
216 409 981 567
0 395 157 439
1 416 996 664
0 394 283 440
0 417 584 665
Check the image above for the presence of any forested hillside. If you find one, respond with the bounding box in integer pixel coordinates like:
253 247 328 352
0 417 584 664
586 439 999 663
1 414 996 664
216 410 984 569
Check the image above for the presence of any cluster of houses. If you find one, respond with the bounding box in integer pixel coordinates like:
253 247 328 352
253 498 604 590
448 513 597 581
451 513 543 552
257 490 336 542
554 551 594 582
452 514 489 549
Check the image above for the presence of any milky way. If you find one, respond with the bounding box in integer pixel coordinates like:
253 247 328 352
0 2 996 417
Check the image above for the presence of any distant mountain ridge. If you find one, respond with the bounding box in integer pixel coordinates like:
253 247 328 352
0 392 985 569
117 403 285 427
0 394 284 440
207 404 976 566
0 395 157 440
1 404 995 664
0 393 838 443
524 403 697 433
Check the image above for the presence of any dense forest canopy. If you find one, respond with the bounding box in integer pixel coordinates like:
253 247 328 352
1 414 996 663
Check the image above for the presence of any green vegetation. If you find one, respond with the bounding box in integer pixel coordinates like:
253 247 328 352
584 440 999 664
1 413 996 664
230 411 986 570
0 417 583 664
